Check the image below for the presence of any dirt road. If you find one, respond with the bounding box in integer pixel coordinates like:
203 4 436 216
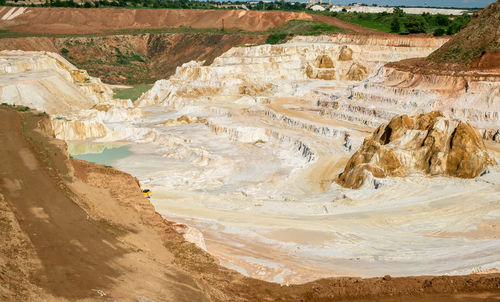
0 108 209 301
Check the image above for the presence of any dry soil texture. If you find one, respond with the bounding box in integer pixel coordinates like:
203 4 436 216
0 7 376 34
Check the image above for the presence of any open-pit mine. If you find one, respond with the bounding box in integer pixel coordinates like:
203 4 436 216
1 3 500 301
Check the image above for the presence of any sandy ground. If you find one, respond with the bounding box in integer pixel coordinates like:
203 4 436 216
0 107 209 301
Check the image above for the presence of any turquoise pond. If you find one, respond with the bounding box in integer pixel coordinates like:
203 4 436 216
70 145 132 166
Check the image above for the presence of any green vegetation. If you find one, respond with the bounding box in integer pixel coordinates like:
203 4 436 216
11 0 307 10
266 33 287 45
330 10 471 35
266 20 343 44
113 84 153 102
1 103 30 112
61 47 70 56
403 15 427 34
390 17 400 33
114 47 146 64
428 1 499 65
433 27 445 36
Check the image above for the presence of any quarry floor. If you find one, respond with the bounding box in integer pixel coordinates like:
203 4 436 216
69 93 500 285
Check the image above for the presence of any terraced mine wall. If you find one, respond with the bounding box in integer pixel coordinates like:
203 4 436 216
319 65 500 141
137 34 448 106
1 31 499 283
0 33 268 84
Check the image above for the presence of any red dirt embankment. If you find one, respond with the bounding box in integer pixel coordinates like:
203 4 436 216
0 6 376 34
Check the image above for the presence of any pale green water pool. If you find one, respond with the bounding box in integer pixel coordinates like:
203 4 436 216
70 145 132 166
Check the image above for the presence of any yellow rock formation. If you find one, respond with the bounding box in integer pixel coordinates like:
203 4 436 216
339 111 496 189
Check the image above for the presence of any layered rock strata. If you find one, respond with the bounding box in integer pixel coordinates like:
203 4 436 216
339 112 497 189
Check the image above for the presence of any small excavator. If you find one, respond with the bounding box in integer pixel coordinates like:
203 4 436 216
142 189 151 198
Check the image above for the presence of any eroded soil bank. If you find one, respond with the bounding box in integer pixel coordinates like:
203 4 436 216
0 7 378 35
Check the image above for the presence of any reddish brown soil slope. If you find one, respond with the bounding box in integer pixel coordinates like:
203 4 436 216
0 108 211 301
311 13 381 35
427 0 500 68
0 7 374 34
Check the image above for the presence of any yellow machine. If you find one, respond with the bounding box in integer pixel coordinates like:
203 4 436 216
142 189 151 198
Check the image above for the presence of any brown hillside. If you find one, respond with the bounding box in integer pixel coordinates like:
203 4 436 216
0 7 375 34
428 0 500 68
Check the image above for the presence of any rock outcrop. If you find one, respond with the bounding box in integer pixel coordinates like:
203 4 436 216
0 50 112 114
345 62 368 81
306 55 335 80
338 112 496 189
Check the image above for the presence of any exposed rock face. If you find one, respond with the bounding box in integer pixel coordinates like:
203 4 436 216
0 50 112 114
319 64 500 141
338 112 496 189
306 55 335 80
338 46 353 61
0 33 268 85
0 50 149 143
137 35 445 108
345 62 368 81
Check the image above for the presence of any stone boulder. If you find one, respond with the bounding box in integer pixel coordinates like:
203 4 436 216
305 55 335 80
345 62 368 81
338 46 353 61
338 111 497 189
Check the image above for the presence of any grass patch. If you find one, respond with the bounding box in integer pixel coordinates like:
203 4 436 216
330 11 471 34
113 84 153 102
61 47 70 56
1 103 30 112
266 19 343 44
114 47 147 64
266 33 288 44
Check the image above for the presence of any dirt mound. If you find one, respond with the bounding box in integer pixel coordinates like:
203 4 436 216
338 111 496 189
0 7 370 34
427 1 500 68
